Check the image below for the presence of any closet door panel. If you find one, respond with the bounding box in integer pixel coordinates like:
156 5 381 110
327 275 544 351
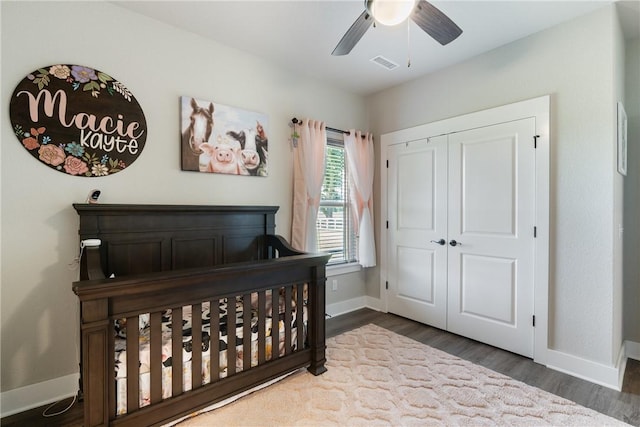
387 136 448 329
447 118 536 358
459 253 516 325
460 137 515 235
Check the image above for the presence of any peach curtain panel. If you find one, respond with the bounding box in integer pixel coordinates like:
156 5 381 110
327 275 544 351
291 119 327 252
345 130 376 267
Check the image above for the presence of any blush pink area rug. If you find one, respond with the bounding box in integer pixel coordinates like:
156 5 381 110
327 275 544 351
176 324 627 426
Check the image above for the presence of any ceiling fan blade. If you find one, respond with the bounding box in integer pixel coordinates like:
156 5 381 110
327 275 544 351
411 0 462 46
332 9 374 56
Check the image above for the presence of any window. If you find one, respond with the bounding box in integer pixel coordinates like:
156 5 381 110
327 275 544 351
316 135 357 265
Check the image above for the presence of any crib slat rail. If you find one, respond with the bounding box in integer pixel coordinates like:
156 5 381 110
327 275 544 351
210 298 220 383
74 251 329 427
258 291 267 365
271 288 280 361
171 306 183 397
192 302 203 390
126 315 139 412
242 294 251 369
227 296 237 377
150 311 162 404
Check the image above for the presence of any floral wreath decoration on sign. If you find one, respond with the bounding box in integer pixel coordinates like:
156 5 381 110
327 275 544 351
9 64 147 177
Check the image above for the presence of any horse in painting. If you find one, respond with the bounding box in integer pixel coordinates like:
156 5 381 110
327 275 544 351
181 98 214 171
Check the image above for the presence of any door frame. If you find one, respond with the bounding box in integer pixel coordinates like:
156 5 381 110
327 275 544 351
379 95 550 365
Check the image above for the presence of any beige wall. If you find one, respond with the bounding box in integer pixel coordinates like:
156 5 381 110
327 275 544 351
0 0 367 398
367 6 623 366
624 37 640 343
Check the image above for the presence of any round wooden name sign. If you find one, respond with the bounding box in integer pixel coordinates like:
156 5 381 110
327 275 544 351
9 64 147 177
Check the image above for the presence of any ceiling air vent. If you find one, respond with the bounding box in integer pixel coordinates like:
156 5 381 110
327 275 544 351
370 55 399 71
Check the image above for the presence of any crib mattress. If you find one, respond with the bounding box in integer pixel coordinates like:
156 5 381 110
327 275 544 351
114 294 306 415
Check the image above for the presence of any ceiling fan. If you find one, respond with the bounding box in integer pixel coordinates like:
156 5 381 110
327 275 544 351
332 0 462 56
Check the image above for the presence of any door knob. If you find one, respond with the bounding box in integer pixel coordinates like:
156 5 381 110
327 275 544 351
430 239 446 246
449 240 462 247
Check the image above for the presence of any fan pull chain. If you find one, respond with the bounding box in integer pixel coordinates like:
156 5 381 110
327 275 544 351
407 18 412 68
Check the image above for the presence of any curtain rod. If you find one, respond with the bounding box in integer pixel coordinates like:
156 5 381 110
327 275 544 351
291 117 365 138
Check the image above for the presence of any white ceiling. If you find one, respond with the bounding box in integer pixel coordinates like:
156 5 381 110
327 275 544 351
113 0 639 96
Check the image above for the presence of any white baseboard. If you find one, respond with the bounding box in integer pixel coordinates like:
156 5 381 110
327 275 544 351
0 373 79 418
545 348 622 391
625 340 640 361
326 296 382 318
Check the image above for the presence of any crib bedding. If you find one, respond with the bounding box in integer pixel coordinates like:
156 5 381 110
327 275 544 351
114 290 307 415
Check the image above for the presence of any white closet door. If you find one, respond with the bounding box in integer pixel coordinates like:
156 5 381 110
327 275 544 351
387 136 448 329
447 118 536 358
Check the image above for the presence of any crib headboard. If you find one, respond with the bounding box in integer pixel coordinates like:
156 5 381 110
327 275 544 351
73 204 279 280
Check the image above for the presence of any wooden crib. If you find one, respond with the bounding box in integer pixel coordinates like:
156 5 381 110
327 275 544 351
72 204 330 426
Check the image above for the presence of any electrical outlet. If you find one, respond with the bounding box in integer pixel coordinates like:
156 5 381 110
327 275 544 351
332 279 338 291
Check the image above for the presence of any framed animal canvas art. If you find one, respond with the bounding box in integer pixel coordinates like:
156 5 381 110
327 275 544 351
180 96 268 176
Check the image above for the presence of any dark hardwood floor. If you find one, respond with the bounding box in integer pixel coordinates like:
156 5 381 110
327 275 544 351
3 309 639 426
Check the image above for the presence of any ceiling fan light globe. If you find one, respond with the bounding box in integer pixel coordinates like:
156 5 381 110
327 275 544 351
368 0 416 26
